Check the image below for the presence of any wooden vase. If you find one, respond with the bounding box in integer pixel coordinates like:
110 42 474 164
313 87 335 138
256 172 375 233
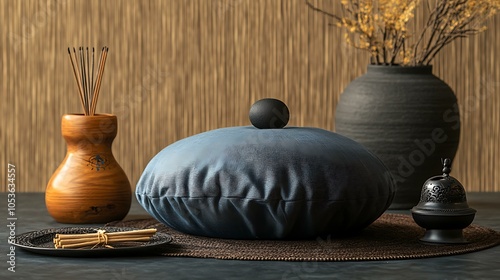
46 114 132 223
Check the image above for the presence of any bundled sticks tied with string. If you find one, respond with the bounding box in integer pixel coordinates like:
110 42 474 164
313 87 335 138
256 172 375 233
67 46 109 116
54 228 157 249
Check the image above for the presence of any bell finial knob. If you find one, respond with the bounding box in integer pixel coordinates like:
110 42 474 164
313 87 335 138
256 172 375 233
442 158 452 176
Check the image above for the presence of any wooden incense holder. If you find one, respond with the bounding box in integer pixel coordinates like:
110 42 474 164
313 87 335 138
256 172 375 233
46 114 132 223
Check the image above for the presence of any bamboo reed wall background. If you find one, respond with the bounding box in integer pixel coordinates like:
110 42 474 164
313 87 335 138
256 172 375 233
1 0 499 192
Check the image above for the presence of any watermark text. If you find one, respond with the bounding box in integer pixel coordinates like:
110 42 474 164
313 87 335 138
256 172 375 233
6 163 17 273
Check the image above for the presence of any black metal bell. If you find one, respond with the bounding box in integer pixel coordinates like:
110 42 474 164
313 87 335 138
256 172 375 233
411 158 476 244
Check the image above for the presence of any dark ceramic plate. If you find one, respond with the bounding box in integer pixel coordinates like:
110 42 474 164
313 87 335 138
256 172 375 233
13 226 172 257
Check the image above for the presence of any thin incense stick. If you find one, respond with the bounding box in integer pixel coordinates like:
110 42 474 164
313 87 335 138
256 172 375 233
86 47 90 113
67 48 86 114
79 47 88 115
91 47 108 115
90 47 104 115
90 47 95 114
92 47 105 115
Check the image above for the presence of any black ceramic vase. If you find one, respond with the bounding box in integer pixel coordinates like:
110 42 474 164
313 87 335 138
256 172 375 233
335 65 460 209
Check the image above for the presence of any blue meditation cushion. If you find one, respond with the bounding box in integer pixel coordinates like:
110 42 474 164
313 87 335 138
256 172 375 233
136 126 395 239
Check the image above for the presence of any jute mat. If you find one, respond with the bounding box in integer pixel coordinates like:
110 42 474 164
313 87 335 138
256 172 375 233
106 213 500 261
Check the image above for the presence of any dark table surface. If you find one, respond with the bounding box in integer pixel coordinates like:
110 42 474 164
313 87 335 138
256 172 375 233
1 192 499 280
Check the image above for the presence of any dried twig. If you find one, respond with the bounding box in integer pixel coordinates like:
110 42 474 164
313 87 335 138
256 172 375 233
306 0 499 66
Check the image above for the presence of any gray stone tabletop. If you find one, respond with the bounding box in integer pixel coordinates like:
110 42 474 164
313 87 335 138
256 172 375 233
1 192 499 280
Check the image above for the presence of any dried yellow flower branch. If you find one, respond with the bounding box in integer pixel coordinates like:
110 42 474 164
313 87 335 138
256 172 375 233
305 0 500 66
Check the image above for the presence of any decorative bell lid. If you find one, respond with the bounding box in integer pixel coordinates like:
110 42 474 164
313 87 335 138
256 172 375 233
415 158 472 210
412 158 476 244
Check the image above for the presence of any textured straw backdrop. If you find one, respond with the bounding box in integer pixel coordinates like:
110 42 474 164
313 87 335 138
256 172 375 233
1 0 499 192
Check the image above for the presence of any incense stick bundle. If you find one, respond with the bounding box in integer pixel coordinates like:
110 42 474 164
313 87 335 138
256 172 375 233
53 228 157 249
67 46 109 116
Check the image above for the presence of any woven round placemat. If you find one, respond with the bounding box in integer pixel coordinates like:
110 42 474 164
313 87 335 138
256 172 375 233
106 213 500 261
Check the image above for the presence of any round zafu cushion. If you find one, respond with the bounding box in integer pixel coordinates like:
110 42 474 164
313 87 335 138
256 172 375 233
136 126 395 239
